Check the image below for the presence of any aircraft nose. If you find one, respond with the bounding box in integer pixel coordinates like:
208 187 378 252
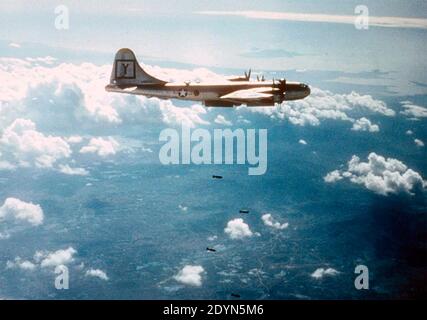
298 83 310 98
305 86 311 97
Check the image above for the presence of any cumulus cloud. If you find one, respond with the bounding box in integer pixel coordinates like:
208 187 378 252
174 265 205 286
298 139 307 145
67 136 83 144
0 57 211 130
0 59 118 124
85 268 109 281
406 130 413 135
241 88 394 127
311 268 339 279
324 170 343 183
0 118 71 169
6 257 37 271
6 247 79 275
6 247 78 274
0 119 94 174
261 213 289 230
37 247 77 268
0 197 44 226
351 117 379 132
160 102 209 128
324 153 426 195
1 57 399 137
1 56 400 135
414 139 424 147
214 115 232 126
178 204 188 212
8 42 21 48
400 101 427 119
79 137 119 157
224 218 253 239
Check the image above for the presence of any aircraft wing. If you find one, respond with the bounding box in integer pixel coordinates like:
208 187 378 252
220 87 277 101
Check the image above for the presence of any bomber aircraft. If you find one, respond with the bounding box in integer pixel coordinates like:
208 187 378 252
105 48 310 107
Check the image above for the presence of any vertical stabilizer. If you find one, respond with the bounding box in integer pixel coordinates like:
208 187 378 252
109 48 166 86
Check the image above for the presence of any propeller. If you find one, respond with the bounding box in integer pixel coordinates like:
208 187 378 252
244 69 251 81
272 78 286 103
256 75 265 82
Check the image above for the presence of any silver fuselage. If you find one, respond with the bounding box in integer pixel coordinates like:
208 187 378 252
106 80 310 107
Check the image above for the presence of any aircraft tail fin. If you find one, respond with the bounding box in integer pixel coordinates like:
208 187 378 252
109 48 166 87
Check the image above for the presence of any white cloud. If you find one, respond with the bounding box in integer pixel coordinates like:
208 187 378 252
241 88 394 127
159 102 209 128
224 218 253 239
1 56 399 135
325 153 426 195
67 136 83 144
6 257 37 271
400 101 427 119
0 57 398 136
0 119 115 174
174 265 205 286
8 42 20 48
214 115 232 126
79 137 119 157
414 139 425 147
351 117 380 132
0 197 44 226
406 130 413 135
261 213 289 230
207 235 217 241
38 247 77 268
7 247 79 274
198 11 427 30
58 164 89 176
311 268 339 279
178 204 188 212
324 170 343 183
85 268 109 281
0 58 211 130
0 118 71 169
298 139 307 145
